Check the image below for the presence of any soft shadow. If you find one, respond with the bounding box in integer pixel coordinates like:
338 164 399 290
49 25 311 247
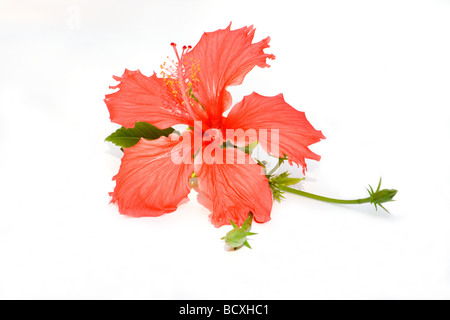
105 142 123 158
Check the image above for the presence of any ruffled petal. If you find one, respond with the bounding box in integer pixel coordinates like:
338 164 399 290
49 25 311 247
104 69 192 129
195 146 273 227
185 23 275 128
110 131 194 217
223 92 325 172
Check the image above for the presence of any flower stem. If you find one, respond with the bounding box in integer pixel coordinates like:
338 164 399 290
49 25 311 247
267 163 280 176
279 186 371 205
267 156 287 176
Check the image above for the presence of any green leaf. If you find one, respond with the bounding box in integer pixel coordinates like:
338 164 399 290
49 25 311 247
105 122 175 148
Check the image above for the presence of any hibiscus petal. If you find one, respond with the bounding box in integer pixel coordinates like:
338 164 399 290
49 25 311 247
105 69 192 129
195 146 273 227
223 92 325 172
110 132 194 217
185 23 275 127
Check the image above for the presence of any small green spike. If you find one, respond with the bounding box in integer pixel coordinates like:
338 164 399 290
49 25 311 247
241 212 253 232
268 171 305 202
378 203 390 214
243 241 252 249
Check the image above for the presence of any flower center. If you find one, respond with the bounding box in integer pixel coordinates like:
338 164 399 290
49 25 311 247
204 128 222 142
160 43 204 123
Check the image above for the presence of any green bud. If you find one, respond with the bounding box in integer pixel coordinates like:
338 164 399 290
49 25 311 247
222 228 249 248
371 188 397 204
222 213 256 250
367 178 397 212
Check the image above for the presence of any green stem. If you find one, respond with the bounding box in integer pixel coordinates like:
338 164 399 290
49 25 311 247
267 158 284 176
279 186 371 205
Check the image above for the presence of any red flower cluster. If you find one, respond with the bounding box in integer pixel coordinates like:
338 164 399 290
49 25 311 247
105 24 325 227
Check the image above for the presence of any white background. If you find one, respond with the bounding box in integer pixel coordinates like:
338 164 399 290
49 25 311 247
1 0 449 300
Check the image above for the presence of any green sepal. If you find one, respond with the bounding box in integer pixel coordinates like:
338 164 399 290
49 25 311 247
105 122 175 148
268 171 305 202
241 212 253 232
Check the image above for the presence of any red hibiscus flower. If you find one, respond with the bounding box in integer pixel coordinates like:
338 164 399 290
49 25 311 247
104 24 325 227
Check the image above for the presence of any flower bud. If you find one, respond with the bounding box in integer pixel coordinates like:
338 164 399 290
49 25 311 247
370 189 397 204
367 178 397 212
223 228 248 248
221 213 256 249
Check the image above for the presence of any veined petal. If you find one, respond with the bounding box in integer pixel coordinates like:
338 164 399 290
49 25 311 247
105 69 192 129
185 23 275 127
223 93 325 172
110 131 194 217
195 146 273 227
